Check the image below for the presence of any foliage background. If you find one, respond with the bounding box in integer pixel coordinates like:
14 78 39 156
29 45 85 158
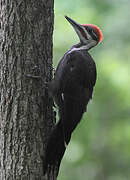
53 0 130 180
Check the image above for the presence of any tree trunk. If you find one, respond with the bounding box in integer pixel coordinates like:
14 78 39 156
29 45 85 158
0 0 55 179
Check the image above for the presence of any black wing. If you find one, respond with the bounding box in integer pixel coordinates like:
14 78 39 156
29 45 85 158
44 50 97 175
52 50 96 103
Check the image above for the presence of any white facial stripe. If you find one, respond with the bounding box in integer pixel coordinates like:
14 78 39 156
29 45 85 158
81 40 97 50
92 29 98 39
75 28 86 42
69 40 97 53
76 26 93 44
71 25 97 51
82 26 92 41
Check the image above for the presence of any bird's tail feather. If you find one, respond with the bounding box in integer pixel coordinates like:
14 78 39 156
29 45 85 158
43 96 88 175
43 120 71 175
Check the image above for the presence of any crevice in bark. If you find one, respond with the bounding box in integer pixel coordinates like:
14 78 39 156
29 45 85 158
0 0 56 179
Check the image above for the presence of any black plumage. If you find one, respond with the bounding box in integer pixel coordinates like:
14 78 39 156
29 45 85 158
44 16 103 176
44 48 96 174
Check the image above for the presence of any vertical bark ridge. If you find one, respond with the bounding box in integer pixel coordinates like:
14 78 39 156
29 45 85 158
0 0 54 179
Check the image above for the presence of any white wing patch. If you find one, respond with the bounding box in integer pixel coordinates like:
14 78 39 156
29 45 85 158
61 93 64 101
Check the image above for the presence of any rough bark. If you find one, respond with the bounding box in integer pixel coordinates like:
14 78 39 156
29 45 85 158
0 0 55 179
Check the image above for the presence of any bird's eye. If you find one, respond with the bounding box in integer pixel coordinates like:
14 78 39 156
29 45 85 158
86 27 97 38
87 27 92 33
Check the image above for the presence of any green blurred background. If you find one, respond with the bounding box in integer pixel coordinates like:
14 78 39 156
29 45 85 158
53 0 130 179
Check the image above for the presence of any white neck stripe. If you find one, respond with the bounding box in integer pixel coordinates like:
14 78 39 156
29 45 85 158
69 40 97 53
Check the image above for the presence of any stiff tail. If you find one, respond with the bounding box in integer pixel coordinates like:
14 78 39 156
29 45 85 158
43 120 71 175
43 94 89 176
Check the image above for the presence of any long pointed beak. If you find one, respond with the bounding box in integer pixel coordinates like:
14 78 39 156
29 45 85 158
65 16 85 41
65 16 83 32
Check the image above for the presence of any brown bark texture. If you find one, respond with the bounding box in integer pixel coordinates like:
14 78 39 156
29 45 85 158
0 0 55 179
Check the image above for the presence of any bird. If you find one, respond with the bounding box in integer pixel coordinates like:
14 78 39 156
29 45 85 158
44 16 103 176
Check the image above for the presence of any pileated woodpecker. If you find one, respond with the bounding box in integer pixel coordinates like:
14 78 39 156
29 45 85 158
44 16 103 175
